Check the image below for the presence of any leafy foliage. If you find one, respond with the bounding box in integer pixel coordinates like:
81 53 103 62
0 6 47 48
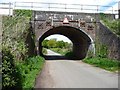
2 48 22 89
15 10 32 18
2 9 42 89
42 40 49 48
56 41 65 48
42 39 72 50
2 10 32 61
47 39 57 48
42 48 47 54
16 56 44 89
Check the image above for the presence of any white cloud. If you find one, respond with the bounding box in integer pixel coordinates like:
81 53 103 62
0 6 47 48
45 34 72 43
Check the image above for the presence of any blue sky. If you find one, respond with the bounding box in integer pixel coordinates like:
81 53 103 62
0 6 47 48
99 1 118 11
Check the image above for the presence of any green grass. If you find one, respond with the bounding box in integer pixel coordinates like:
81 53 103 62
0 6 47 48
83 57 120 72
16 56 45 89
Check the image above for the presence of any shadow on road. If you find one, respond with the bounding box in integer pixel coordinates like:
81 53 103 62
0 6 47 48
42 49 81 60
43 55 69 60
43 55 81 61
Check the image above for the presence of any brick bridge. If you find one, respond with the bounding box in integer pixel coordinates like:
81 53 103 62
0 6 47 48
31 11 116 60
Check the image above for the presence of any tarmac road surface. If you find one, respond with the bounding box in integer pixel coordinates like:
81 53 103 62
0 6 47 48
35 49 118 88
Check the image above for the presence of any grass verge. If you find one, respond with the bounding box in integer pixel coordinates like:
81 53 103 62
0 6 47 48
83 57 120 72
16 56 45 89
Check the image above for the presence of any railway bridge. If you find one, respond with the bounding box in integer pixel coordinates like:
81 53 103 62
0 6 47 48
32 11 115 59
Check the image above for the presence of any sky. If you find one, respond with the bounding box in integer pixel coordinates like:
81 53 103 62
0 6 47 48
0 0 119 15
45 34 72 43
0 0 119 5
0 0 119 42
0 0 119 13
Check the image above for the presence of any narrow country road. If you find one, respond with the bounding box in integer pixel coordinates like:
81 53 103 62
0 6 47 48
35 49 118 88
44 49 61 56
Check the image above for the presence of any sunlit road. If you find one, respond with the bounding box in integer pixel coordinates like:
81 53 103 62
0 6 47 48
35 49 118 88
45 49 61 56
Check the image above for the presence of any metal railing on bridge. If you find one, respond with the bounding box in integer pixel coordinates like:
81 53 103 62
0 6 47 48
0 2 118 16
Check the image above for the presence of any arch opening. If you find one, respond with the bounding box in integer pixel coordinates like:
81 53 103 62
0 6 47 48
38 26 92 60
41 34 73 60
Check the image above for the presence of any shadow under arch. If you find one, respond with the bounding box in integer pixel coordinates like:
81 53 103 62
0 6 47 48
38 26 92 60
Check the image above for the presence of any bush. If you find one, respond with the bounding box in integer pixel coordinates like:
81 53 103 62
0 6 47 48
2 48 44 89
2 10 39 89
16 56 45 89
2 48 22 89
42 48 47 55
2 10 31 61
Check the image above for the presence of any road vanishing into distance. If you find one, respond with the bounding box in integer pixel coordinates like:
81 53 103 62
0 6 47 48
35 49 118 88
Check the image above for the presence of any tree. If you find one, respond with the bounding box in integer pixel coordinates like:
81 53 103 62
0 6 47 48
47 39 57 48
56 40 65 48
42 40 49 48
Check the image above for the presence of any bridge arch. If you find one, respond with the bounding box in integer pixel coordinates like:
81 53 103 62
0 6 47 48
38 26 92 60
